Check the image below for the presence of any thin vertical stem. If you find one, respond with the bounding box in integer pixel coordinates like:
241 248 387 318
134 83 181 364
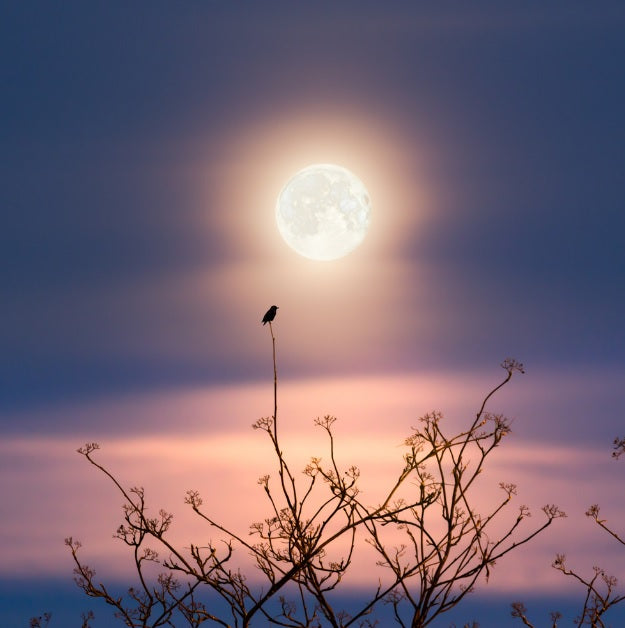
268 320 295 502
270 321 277 440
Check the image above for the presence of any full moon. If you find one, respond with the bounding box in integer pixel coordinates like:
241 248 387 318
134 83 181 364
275 164 371 261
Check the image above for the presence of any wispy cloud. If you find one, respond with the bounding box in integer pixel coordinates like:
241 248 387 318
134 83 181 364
2 370 623 593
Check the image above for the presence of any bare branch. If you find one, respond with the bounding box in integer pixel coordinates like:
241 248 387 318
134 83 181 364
67 347 558 627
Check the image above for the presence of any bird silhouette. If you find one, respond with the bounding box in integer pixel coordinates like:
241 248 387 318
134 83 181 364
262 305 279 325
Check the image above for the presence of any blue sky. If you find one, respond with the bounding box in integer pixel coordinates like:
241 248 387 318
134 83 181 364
2 2 625 625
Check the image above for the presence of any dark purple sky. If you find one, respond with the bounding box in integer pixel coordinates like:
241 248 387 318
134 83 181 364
2 2 625 625
3 2 624 410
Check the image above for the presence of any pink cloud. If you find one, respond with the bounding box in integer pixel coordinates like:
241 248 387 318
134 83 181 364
2 369 624 595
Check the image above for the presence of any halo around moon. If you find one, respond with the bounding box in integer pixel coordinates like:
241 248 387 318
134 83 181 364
275 164 371 261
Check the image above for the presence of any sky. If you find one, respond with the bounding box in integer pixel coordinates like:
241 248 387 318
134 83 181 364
2 1 625 625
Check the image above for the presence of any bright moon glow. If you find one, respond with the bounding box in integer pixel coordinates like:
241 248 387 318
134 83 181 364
276 164 371 261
